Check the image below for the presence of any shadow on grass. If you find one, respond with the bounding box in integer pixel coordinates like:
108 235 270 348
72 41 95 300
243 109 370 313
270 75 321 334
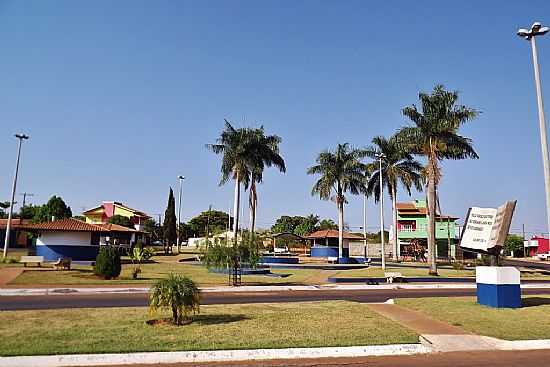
522 297 550 307
193 314 250 325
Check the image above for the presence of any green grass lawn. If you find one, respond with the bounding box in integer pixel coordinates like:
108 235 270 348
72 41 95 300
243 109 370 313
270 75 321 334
398 296 550 340
0 301 418 356
9 262 325 286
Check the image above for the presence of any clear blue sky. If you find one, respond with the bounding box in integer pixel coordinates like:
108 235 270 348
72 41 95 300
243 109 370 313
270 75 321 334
1 0 549 236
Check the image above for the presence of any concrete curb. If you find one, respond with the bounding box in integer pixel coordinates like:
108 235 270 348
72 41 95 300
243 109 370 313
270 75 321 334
3 282 550 296
0 344 430 367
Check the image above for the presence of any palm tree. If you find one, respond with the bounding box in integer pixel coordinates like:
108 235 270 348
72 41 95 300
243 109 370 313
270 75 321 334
207 120 253 244
365 135 423 261
149 274 200 325
397 85 479 275
307 143 367 258
247 128 286 235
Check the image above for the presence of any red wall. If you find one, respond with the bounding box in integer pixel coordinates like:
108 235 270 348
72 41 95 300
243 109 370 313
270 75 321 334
533 236 550 254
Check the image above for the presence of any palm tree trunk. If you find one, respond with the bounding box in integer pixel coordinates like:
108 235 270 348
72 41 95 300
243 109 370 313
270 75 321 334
426 174 438 275
249 181 257 235
233 172 240 246
391 184 398 261
338 199 344 259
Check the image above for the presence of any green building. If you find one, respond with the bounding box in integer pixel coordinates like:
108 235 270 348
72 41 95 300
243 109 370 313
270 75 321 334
395 199 459 260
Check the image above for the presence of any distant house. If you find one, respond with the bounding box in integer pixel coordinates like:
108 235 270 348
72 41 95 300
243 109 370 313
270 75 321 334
26 218 141 261
0 219 32 249
395 199 459 260
305 229 364 258
524 236 549 257
82 201 150 231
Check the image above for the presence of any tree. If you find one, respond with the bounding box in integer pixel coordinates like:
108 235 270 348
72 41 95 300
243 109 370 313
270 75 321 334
33 196 72 223
163 188 177 254
307 143 367 258
108 215 134 228
187 210 233 237
504 235 524 257
318 218 338 230
398 85 479 275
366 135 423 261
271 215 302 234
149 274 200 325
246 128 286 235
0 202 10 219
207 120 255 245
294 214 319 236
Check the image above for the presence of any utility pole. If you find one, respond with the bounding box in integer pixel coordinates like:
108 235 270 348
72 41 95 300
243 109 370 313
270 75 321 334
3 134 29 258
376 152 386 270
518 22 550 245
19 192 34 207
177 175 185 252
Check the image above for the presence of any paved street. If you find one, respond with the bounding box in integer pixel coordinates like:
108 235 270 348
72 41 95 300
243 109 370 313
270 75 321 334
3 287 550 310
95 350 550 367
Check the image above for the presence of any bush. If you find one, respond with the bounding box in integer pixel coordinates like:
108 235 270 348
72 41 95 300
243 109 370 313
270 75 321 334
149 274 200 325
94 246 122 279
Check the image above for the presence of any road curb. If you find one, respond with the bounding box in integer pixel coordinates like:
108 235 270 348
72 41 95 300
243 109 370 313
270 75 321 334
0 344 430 367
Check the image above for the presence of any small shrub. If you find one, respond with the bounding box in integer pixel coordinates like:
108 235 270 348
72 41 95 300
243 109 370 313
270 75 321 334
94 246 122 279
149 274 200 325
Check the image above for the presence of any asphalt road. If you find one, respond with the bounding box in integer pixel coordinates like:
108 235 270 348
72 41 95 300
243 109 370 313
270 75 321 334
3 287 550 310
100 350 550 367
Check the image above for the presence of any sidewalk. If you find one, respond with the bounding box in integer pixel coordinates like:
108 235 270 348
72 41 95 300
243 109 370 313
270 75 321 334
3 282 550 296
0 268 24 286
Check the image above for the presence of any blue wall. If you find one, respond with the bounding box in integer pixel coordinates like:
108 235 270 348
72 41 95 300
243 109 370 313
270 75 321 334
260 256 300 264
36 245 100 261
311 247 349 258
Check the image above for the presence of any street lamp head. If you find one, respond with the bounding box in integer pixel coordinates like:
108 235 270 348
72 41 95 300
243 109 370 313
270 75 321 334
518 22 549 39
15 134 29 140
178 175 185 180
532 22 542 32
517 28 530 38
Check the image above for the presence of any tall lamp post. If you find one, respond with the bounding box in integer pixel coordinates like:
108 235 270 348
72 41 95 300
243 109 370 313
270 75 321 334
363 193 368 259
176 175 185 252
518 22 550 238
3 134 29 258
376 152 386 270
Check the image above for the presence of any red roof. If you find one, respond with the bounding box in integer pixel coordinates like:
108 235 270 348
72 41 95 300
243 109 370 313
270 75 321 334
397 202 459 220
0 219 31 229
25 218 140 233
305 229 364 240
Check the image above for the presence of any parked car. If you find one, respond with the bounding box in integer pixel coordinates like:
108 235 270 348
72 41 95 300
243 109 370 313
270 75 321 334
537 253 550 261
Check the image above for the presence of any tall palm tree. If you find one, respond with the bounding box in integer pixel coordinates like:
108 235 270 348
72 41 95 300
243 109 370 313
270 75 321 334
397 85 479 275
247 128 286 235
307 143 367 258
365 135 423 261
206 120 253 244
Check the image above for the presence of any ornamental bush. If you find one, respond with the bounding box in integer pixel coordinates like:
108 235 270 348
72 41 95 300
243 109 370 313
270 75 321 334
94 246 122 279
149 274 200 325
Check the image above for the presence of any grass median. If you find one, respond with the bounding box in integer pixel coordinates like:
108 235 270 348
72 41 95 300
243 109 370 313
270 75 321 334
398 296 550 340
0 301 418 356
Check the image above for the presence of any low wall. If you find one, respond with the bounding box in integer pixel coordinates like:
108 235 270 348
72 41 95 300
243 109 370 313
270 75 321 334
36 245 100 261
311 247 349 258
260 256 300 264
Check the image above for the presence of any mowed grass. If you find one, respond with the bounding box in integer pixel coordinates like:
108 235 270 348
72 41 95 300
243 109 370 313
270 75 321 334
9 262 325 286
0 301 418 356
398 296 550 340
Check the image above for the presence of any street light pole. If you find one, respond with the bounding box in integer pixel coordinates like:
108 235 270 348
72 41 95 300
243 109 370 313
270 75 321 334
363 193 368 259
177 175 185 252
377 152 386 270
3 134 29 258
518 22 550 239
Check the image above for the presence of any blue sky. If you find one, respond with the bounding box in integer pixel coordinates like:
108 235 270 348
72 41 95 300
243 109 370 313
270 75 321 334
0 0 549 236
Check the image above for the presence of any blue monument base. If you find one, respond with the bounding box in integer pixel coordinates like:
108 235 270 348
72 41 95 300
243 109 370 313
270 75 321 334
477 283 521 308
36 245 100 261
310 247 349 258
476 266 521 309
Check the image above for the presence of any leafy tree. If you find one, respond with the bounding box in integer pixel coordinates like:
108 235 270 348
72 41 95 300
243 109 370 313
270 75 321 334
318 218 338 230
187 210 233 237
33 196 72 223
366 135 423 260
149 274 200 325
271 215 302 234
294 214 319 236
108 214 134 228
163 188 177 254
308 143 367 258
504 235 524 257
143 218 163 242
398 85 478 275
0 201 10 219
